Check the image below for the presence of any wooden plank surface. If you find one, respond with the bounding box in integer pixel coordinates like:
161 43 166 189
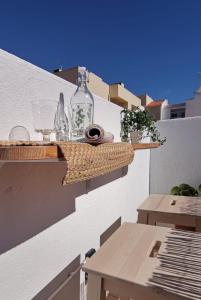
83 223 168 284
0 145 59 160
138 194 201 216
132 142 160 150
83 223 201 300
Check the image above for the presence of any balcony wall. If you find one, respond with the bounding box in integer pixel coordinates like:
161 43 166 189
0 50 150 300
150 117 201 194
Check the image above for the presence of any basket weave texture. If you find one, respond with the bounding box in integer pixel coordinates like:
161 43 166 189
0 141 134 185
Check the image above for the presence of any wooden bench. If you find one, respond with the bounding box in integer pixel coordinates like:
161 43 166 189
83 222 201 300
137 194 201 231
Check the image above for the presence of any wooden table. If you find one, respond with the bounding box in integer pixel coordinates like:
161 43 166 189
83 222 201 300
137 194 201 231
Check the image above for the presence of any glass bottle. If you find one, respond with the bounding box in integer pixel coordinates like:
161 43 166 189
70 67 94 140
54 93 70 141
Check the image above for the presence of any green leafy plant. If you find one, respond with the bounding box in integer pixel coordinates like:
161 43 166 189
120 108 166 145
170 183 201 197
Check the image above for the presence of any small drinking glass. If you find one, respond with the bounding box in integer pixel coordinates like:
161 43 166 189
9 126 30 141
31 99 57 142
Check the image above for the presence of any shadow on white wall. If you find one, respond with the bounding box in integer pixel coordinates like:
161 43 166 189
0 162 126 255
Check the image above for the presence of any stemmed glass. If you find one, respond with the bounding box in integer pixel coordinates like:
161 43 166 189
31 99 57 142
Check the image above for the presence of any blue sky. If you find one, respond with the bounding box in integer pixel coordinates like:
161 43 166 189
1 0 201 103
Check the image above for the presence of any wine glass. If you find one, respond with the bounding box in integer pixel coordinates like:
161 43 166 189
9 126 30 141
31 99 57 142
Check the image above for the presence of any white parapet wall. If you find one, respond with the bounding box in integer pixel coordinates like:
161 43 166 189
150 117 201 194
0 50 150 300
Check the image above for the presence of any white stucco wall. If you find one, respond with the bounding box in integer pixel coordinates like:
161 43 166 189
186 91 201 117
150 117 201 194
160 100 169 120
0 50 150 300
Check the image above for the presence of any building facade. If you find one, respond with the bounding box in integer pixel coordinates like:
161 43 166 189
54 67 141 110
146 99 169 120
54 66 110 101
169 102 186 119
138 94 169 121
109 82 141 110
186 87 201 117
54 67 201 120
161 87 201 120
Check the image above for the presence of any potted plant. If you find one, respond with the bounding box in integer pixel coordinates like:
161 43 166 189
170 183 201 230
120 107 166 145
171 183 201 197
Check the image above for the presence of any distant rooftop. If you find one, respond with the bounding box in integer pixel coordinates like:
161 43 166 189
146 100 165 107
170 102 186 107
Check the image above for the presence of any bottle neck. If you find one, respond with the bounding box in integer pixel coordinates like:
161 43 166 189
77 75 88 90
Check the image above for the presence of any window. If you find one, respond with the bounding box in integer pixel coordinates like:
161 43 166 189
170 108 185 119
171 112 177 119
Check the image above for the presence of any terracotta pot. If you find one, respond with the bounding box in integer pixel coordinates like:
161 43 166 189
130 131 143 144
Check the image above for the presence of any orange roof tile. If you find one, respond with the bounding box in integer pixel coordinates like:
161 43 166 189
146 100 164 108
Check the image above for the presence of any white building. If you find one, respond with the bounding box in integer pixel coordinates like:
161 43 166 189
163 87 201 120
186 87 201 117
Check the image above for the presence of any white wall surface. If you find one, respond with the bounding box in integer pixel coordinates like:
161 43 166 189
186 92 201 117
161 100 169 120
150 117 201 194
0 50 150 300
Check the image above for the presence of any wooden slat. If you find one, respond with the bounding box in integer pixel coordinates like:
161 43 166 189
132 142 160 150
0 146 59 160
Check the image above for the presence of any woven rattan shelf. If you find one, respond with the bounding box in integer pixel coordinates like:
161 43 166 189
0 142 159 184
